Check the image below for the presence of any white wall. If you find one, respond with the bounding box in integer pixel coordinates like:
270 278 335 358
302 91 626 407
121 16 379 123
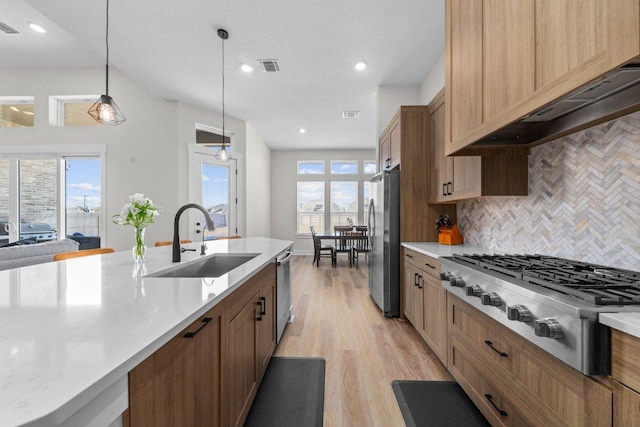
419 52 445 105
271 149 376 254
245 122 271 237
0 67 255 250
376 85 420 138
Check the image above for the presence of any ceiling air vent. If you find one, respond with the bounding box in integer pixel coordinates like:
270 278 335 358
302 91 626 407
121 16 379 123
0 22 20 34
342 111 361 119
258 59 280 72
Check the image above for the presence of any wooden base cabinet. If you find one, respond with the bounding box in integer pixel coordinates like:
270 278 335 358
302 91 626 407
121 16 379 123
611 329 640 426
127 263 277 427
128 304 224 427
448 294 612 427
402 248 447 365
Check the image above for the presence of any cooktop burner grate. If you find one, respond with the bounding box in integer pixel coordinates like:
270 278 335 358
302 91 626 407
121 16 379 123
452 254 640 306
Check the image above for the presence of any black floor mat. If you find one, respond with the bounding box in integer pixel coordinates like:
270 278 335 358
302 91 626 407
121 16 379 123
244 357 325 427
392 380 490 427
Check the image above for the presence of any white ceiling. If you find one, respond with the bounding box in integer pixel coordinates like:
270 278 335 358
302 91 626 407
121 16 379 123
3 0 444 150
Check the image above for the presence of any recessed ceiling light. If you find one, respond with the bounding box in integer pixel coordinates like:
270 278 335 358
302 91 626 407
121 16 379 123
28 22 46 33
355 61 367 71
299 128 306 134
23 111 34 116
9 106 20 112
241 64 253 73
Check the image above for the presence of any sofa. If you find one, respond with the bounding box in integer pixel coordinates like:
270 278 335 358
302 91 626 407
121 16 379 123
0 239 80 271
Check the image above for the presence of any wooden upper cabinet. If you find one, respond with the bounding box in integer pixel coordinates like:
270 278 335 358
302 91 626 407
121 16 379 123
446 0 483 149
482 0 535 121
379 113 401 171
430 89 528 203
445 0 640 155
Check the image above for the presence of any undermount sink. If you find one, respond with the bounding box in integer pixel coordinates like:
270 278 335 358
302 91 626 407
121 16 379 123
147 253 259 278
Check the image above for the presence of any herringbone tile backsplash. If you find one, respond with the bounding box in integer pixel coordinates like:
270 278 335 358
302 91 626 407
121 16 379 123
457 111 640 270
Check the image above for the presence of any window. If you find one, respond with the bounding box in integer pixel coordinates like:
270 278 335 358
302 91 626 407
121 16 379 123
330 181 358 229
298 161 324 174
330 161 357 174
0 96 34 128
0 148 105 246
50 96 102 127
363 161 377 174
65 159 102 237
297 181 324 234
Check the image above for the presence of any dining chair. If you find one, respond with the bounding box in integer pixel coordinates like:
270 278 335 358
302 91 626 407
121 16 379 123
154 240 192 247
53 247 115 261
310 225 334 267
333 226 354 267
352 226 369 267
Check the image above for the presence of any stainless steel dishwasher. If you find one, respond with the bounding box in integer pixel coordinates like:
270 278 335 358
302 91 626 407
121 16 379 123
276 248 293 343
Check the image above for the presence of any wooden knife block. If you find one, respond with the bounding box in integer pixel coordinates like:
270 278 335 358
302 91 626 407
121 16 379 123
439 224 464 245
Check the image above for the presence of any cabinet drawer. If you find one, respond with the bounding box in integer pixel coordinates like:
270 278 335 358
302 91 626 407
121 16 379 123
403 248 440 279
448 294 611 427
614 380 640 426
450 335 542 427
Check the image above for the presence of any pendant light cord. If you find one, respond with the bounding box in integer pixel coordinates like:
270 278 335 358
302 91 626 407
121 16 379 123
221 34 225 150
105 0 110 96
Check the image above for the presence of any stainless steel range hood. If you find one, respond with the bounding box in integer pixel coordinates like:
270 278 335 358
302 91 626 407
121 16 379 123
474 62 640 147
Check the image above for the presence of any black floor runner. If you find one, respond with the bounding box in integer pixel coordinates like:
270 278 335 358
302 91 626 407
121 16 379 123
244 357 325 427
392 380 490 427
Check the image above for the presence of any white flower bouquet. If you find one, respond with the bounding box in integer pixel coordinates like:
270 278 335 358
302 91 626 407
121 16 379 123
113 193 159 261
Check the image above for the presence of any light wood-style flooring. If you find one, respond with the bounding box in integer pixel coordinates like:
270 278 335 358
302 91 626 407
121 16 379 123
274 256 452 427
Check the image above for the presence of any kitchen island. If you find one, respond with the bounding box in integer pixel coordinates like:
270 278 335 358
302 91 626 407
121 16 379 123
0 237 293 427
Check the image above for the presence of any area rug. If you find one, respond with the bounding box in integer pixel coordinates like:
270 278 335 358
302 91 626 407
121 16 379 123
392 380 490 427
244 357 325 427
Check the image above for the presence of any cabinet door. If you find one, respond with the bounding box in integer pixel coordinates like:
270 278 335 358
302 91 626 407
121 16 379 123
257 277 276 380
389 117 401 170
128 306 223 427
483 0 535 121
446 0 483 148
379 131 390 170
423 274 447 363
403 261 423 331
228 294 259 427
614 380 640 426
429 97 452 203
451 157 482 200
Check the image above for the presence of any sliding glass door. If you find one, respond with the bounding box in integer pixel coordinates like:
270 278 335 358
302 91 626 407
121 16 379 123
0 154 102 245
193 152 236 239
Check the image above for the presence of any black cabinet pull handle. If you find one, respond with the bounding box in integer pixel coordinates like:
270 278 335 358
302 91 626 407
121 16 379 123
184 317 213 338
417 275 423 289
484 340 508 357
447 182 452 195
260 296 266 315
257 301 263 321
425 263 435 269
406 254 414 258
442 183 447 196
414 273 419 287
484 394 508 416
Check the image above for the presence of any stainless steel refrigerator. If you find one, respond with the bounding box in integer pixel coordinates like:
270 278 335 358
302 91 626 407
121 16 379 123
367 170 400 317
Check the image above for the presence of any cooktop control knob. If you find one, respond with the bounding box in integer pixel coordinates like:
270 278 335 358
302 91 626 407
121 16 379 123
534 318 564 339
440 271 451 281
480 292 502 306
507 305 533 322
465 284 483 297
450 276 465 287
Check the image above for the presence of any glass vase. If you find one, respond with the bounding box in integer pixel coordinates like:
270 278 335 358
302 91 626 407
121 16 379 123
132 227 147 263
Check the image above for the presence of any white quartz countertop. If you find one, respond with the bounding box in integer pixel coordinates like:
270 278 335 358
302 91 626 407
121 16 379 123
0 237 293 427
599 313 640 339
401 242 493 259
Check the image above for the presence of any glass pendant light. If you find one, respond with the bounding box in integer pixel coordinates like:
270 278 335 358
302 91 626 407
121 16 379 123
215 29 233 161
88 0 126 125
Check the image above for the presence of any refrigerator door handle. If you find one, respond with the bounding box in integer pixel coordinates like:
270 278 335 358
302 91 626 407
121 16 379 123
367 199 375 250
